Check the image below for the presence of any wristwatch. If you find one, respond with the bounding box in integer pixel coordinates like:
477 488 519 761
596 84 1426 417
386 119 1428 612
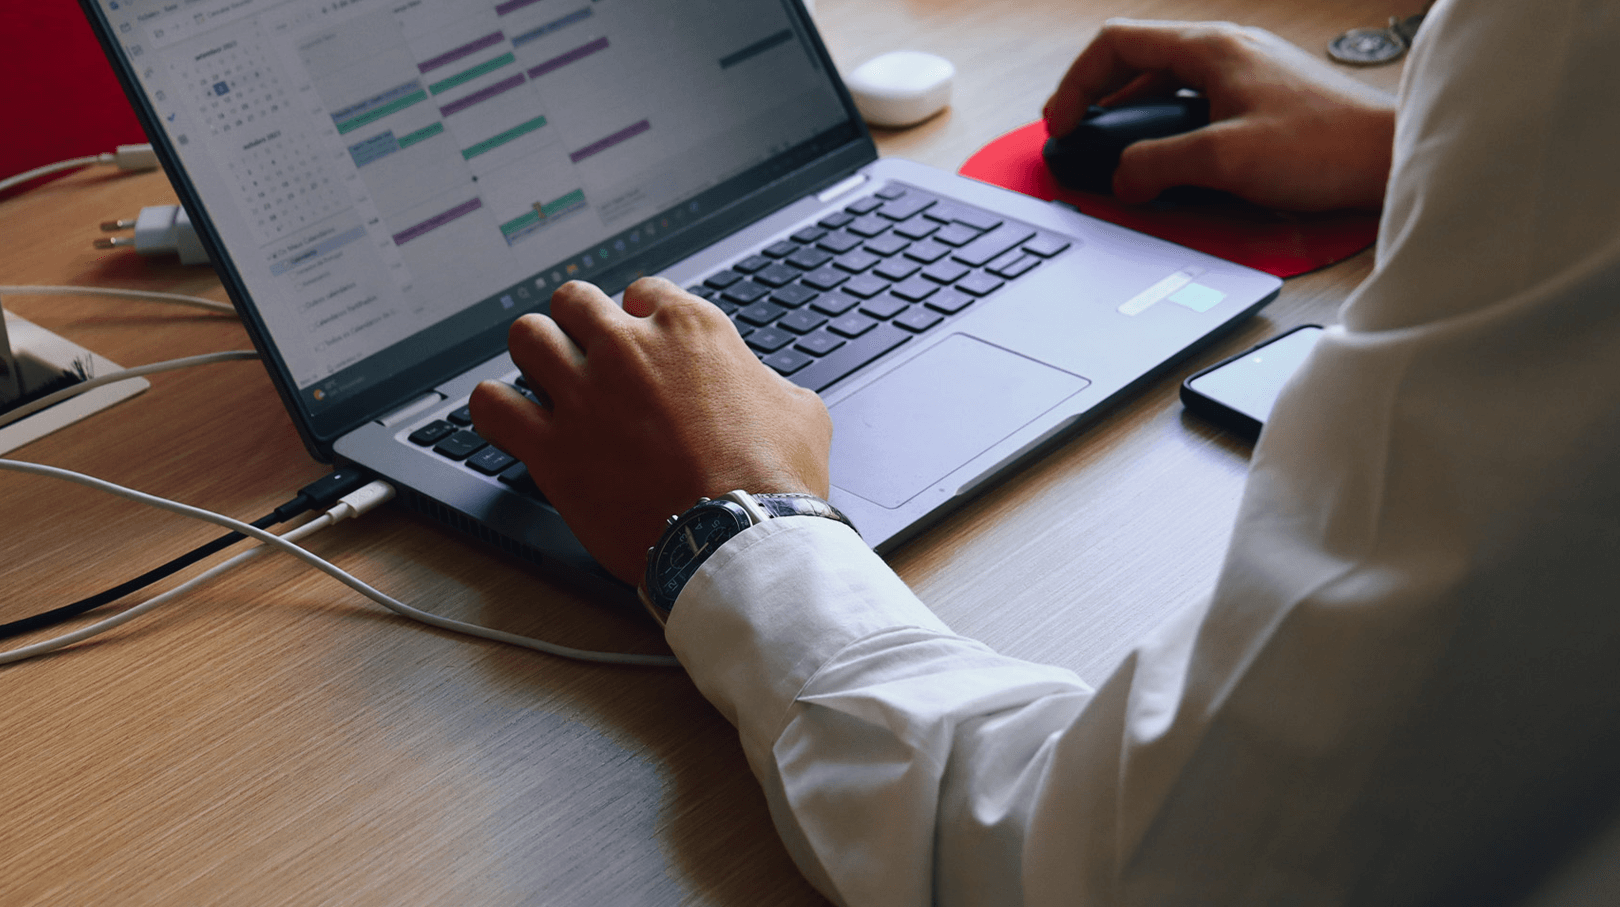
639 490 857 625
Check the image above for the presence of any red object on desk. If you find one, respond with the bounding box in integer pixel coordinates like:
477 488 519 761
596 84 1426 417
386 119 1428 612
957 120 1380 279
0 6 148 195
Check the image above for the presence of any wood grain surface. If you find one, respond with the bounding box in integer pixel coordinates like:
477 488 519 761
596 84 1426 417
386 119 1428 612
0 1 1404 903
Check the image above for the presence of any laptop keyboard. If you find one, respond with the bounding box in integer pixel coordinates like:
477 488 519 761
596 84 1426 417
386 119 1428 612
684 182 1071 392
400 182 1070 498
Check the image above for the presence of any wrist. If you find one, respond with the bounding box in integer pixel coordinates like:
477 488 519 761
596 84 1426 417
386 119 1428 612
639 490 856 625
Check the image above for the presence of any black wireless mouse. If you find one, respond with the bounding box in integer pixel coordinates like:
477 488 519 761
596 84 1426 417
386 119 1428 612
1043 96 1211 194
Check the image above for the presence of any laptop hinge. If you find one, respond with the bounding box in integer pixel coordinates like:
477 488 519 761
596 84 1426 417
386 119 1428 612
377 391 445 427
816 173 869 204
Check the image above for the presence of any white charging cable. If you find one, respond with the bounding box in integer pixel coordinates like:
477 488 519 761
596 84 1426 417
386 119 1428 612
0 459 680 669
0 145 159 195
0 350 259 430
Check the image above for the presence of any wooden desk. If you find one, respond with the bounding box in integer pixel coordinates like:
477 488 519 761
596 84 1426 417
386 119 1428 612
0 2 1403 903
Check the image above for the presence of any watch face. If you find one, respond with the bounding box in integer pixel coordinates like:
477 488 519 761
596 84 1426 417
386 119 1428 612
646 500 753 612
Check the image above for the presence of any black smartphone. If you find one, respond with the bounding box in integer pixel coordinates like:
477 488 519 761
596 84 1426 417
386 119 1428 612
1180 324 1324 438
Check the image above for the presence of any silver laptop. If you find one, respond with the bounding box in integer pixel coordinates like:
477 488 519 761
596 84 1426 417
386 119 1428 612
82 0 1279 599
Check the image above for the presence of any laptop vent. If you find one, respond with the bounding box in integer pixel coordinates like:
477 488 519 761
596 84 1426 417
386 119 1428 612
392 486 548 569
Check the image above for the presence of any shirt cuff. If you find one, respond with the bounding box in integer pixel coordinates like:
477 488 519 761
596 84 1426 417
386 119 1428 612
666 516 955 739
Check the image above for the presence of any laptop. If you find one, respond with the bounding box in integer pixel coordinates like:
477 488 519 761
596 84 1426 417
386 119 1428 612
81 0 1280 600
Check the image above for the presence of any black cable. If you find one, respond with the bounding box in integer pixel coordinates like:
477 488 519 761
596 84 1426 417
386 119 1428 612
0 466 374 640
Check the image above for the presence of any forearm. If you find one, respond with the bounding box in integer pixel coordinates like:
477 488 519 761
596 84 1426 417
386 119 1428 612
668 517 1097 905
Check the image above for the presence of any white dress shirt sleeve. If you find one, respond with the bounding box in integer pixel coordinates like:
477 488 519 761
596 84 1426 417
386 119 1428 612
666 1 1620 904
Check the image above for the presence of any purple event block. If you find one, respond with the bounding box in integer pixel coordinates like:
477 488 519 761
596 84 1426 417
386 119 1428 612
418 31 506 74
527 37 609 79
569 119 650 163
438 72 527 117
392 198 483 246
495 0 546 15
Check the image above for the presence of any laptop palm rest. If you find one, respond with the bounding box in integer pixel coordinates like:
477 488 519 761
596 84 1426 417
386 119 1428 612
829 333 1090 509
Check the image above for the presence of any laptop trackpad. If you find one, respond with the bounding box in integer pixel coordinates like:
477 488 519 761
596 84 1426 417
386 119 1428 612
829 334 1090 509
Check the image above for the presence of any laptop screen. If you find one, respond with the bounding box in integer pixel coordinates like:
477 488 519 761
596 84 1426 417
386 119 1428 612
83 0 861 448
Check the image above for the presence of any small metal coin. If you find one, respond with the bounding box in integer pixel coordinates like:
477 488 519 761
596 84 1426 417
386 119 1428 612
1328 26 1408 65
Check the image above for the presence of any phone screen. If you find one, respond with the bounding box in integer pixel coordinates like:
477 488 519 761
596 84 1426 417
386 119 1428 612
1184 325 1324 432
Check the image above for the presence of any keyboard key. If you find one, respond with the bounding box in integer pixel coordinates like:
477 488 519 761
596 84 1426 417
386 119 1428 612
989 253 1040 279
752 262 801 287
859 295 910 319
833 249 881 272
829 313 878 337
957 272 1005 296
448 405 474 426
434 430 487 461
786 247 835 270
745 326 794 352
932 223 981 246
686 284 716 299
865 234 910 256
924 287 975 314
874 258 920 281
874 184 907 200
737 300 787 325
497 462 546 500
791 226 828 244
467 446 516 475
721 280 770 304
795 332 846 356
733 254 772 273
771 284 819 308
847 214 891 237
800 266 849 291
895 306 945 333
408 420 456 446
704 269 745 289
1023 234 1072 257
788 324 912 392
927 202 1002 231
810 291 861 316
845 196 883 215
952 224 1038 267
817 231 863 253
922 260 970 284
763 348 814 375
877 195 933 221
985 249 1026 273
780 310 828 334
903 240 951 263
762 240 799 258
890 276 939 301
840 274 891 298
818 211 855 230
893 217 938 240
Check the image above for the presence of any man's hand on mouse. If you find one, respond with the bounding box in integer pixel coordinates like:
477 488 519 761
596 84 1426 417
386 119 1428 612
1044 19 1396 211
469 277 833 585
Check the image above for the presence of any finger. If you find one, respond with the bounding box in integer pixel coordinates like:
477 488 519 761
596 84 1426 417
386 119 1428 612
546 280 631 352
1111 124 1233 203
1045 19 1224 136
621 275 700 318
506 312 583 395
469 379 554 465
1096 70 1182 108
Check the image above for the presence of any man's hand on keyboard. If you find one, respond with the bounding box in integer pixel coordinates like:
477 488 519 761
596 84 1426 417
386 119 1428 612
470 277 832 585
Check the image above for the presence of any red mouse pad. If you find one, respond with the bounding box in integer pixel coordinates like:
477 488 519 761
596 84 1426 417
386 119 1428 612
958 120 1380 279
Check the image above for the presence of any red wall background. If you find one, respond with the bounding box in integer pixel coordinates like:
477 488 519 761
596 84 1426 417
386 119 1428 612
1 5 149 194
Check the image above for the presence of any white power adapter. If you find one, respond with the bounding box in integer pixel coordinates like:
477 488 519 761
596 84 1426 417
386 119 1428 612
94 205 210 266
